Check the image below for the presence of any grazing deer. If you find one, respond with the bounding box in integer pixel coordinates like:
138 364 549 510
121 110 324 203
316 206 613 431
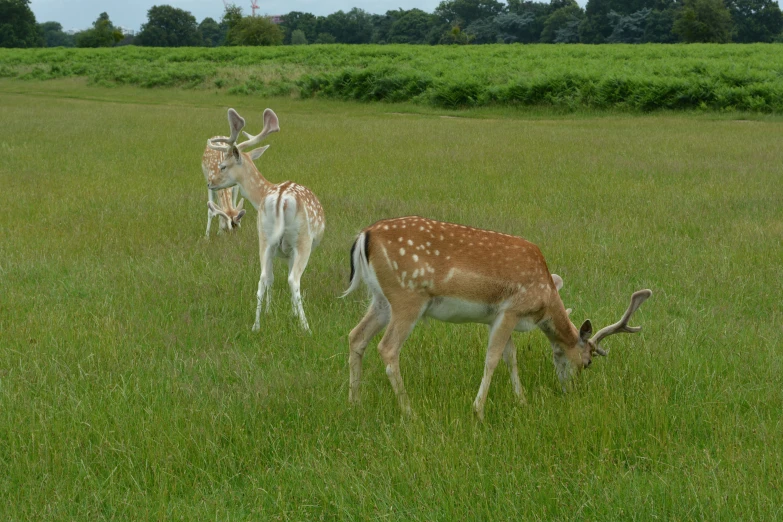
202 147 247 236
343 216 651 419
206 108 325 332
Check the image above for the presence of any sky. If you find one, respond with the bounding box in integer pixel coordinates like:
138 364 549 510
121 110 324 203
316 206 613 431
30 0 444 32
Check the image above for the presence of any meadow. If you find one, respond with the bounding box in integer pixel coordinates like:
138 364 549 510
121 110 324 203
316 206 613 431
0 76 782 519
2 44 783 111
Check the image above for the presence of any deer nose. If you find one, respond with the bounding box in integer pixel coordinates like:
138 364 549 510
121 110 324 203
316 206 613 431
585 359 592 368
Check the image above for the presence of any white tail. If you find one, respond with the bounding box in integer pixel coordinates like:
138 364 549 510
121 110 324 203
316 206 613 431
206 108 325 332
344 216 651 419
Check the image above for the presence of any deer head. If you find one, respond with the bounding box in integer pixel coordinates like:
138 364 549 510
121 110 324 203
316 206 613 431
206 108 279 191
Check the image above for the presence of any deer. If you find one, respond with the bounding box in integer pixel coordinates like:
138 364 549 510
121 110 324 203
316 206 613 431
206 108 325 332
342 216 651 419
202 146 246 237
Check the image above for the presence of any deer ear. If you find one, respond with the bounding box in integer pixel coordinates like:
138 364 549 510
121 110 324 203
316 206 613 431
579 320 592 342
551 274 564 292
231 146 242 163
249 145 270 161
227 108 245 136
235 209 246 223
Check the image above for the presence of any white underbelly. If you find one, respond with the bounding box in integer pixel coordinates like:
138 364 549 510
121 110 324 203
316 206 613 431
424 297 538 332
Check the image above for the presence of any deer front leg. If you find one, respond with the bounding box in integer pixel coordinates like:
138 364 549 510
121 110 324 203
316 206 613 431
473 313 518 421
502 336 526 406
348 296 390 404
287 231 313 332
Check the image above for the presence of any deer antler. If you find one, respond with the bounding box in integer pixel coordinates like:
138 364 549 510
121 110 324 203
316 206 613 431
589 289 652 356
236 108 279 152
207 108 246 152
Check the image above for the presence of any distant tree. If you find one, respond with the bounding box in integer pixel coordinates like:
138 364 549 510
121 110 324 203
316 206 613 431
643 8 678 42
506 0 553 43
136 5 202 47
281 11 318 44
435 0 505 26
439 24 476 43
75 12 122 47
673 0 733 42
222 4 244 44
727 0 783 42
231 16 284 46
318 8 374 43
540 1 584 42
466 12 536 43
290 29 308 44
199 17 223 46
388 9 440 44
0 0 44 47
580 0 676 43
607 8 651 42
314 32 336 44
39 21 74 47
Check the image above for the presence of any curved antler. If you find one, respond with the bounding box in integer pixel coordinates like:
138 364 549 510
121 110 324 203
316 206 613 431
236 108 279 152
207 108 246 152
590 289 652 356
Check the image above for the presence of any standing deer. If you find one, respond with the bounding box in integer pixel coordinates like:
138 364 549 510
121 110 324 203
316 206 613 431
202 147 246 236
343 216 651 419
206 108 325 332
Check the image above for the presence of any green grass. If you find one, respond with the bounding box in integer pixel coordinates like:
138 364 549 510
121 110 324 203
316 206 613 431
2 44 783 111
1 79 782 519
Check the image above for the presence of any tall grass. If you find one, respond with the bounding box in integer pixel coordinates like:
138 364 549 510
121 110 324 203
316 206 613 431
0 81 782 519
2 44 783 111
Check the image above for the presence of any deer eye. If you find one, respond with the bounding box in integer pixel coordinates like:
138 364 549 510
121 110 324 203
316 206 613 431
219 165 226 171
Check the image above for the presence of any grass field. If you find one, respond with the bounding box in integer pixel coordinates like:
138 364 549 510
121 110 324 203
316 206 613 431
1 78 782 519
2 44 783 111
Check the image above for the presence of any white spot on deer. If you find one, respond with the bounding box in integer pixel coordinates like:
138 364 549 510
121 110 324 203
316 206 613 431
393 261 398 270
400 248 406 256
383 225 389 230
419 226 425 231
407 239 414 246
443 268 456 283
434 250 439 256
412 254 419 262
412 269 419 279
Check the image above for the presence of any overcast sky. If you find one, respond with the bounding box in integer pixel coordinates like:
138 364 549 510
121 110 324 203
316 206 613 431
30 1 446 32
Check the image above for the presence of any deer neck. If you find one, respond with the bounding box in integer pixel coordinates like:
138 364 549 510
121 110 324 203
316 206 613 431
233 159 273 210
540 304 580 348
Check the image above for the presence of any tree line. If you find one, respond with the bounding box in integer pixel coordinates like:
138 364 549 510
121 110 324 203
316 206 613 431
3 0 782 49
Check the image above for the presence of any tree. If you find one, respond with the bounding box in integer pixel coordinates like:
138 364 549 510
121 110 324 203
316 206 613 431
290 29 308 45
318 8 374 43
75 12 122 48
199 17 223 47
314 32 336 44
466 12 536 43
643 9 678 42
136 5 202 47
388 9 440 44
607 8 651 42
540 2 584 42
281 11 318 44
727 0 783 42
222 4 244 45
39 21 74 47
435 0 505 26
506 0 553 42
0 0 44 47
673 0 733 42
231 16 284 46
580 0 676 43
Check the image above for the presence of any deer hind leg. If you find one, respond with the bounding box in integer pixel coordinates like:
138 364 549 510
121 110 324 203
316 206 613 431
348 296 390 404
502 337 526 406
252 234 274 332
286 226 313 332
205 189 216 238
377 304 423 416
473 313 518 421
